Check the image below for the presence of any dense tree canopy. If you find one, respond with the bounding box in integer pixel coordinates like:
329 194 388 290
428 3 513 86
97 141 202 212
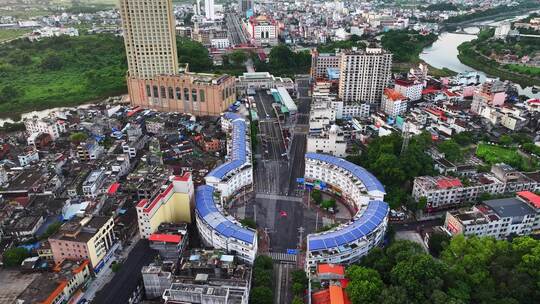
381 30 438 62
347 132 434 209
438 139 463 163
258 45 311 77
350 237 540 304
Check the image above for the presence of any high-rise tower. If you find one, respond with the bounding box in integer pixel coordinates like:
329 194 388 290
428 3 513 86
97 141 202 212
204 0 215 20
119 0 178 79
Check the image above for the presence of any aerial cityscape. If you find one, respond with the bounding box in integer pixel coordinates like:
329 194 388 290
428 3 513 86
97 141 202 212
0 0 539 303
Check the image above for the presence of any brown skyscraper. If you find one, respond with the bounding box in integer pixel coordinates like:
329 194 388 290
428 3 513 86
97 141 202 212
119 0 236 116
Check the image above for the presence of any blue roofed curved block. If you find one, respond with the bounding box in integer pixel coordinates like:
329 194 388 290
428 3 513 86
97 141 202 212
195 185 256 245
305 153 385 193
307 200 389 251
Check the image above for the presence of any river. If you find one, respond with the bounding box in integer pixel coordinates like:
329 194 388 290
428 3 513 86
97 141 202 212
420 17 540 99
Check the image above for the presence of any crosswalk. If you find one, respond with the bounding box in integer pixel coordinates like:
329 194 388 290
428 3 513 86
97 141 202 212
256 193 303 202
265 252 297 263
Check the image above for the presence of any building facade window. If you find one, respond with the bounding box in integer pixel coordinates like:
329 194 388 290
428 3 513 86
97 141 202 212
200 89 205 102
176 87 181 99
168 87 174 99
192 89 197 102
153 85 158 97
184 88 189 101
146 85 151 97
160 86 166 98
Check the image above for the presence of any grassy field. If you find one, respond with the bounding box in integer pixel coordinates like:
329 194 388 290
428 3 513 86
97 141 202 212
0 29 31 43
476 143 538 172
506 64 540 77
0 34 127 117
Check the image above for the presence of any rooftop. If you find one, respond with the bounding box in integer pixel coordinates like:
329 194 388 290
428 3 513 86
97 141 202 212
484 197 535 218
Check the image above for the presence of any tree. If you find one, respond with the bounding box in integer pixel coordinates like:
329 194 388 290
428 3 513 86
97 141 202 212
2 247 30 266
40 54 64 70
250 286 273 304
253 255 273 270
69 132 88 144
428 232 451 257
176 37 213 72
292 282 304 296
378 285 409 304
438 139 463 163
40 221 62 240
390 254 447 302
291 296 304 304
0 85 21 103
253 268 273 287
311 189 322 204
321 198 336 210
453 131 474 146
240 218 257 229
229 50 248 66
499 135 513 146
346 266 384 304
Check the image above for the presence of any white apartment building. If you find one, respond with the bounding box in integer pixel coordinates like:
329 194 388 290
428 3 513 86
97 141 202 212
244 15 278 46
338 48 392 107
445 191 540 239
307 125 347 157
204 0 215 20
24 116 66 140
119 0 179 79
304 153 388 271
196 113 257 264
394 79 423 101
380 88 408 117
18 150 39 166
136 174 195 239
82 170 106 197
210 38 229 49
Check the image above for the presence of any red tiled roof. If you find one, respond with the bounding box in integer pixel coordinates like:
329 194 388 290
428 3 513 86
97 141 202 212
107 182 120 195
149 233 182 243
312 289 331 304
436 178 462 189
517 191 540 208
317 264 345 276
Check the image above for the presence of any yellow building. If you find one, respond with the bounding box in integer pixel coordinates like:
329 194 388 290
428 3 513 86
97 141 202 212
136 173 195 239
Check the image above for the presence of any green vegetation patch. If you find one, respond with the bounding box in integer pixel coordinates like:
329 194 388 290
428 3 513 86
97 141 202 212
0 34 127 116
0 29 31 43
381 30 438 63
476 143 537 171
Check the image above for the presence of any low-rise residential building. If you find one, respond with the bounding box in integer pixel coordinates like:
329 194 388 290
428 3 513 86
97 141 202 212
380 88 408 117
161 249 252 304
394 79 423 101
148 222 189 260
77 139 104 161
24 116 66 140
17 260 91 304
82 170 105 197
49 216 115 271
445 191 540 239
136 173 194 239
18 149 39 167
307 124 347 157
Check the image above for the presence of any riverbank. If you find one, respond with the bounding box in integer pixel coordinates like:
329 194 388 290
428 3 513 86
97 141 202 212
392 61 456 78
457 42 540 88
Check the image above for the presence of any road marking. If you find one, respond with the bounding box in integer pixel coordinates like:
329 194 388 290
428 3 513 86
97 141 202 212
256 193 303 202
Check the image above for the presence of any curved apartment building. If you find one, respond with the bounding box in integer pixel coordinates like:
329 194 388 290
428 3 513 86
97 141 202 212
304 153 389 271
195 113 257 263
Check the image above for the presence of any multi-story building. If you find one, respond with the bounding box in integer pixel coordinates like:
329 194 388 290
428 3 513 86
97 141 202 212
307 124 347 157
311 50 341 80
142 262 175 299
380 88 408 117
444 191 540 239
18 149 39 166
244 15 278 46
394 79 423 101
119 0 178 79
24 116 66 140
304 153 388 271
204 0 215 20
238 0 254 14
338 48 392 107
196 113 257 264
470 79 507 114
49 216 115 271
17 260 91 304
82 170 105 197
148 223 189 260
161 249 252 304
136 173 195 239
77 139 104 161
236 72 294 93
204 113 253 200
120 0 236 116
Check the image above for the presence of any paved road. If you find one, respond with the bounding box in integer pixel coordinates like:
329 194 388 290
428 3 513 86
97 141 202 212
91 240 158 304
225 13 247 45
274 262 295 304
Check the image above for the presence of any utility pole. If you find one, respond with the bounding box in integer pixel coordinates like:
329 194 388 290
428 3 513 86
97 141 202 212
297 226 305 249
315 212 319 231
401 120 411 155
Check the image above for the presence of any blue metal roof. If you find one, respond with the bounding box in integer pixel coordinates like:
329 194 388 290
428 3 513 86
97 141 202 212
305 153 385 193
195 185 256 244
307 200 389 251
207 114 248 180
